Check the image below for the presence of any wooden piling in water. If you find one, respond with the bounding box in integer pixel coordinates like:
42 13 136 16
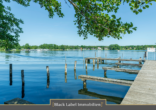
21 70 24 84
83 80 87 89
74 70 77 80
46 66 50 88
65 73 67 83
85 60 87 69
139 57 142 64
104 70 107 77
9 64 12 86
97 63 99 69
74 61 77 70
118 57 121 63
9 64 12 75
95 52 96 57
93 59 95 66
65 64 67 74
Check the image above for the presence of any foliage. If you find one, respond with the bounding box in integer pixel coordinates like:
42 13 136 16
109 44 120 50
1 0 155 45
0 0 23 50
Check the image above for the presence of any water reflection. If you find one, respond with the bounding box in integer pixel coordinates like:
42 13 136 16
9 74 12 86
78 88 123 104
65 73 67 83
22 81 25 98
47 73 50 88
74 70 77 80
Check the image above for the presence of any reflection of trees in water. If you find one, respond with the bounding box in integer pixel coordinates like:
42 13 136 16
14 51 21 54
25 51 30 56
78 88 123 104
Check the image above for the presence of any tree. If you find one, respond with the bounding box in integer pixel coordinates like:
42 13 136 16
24 43 30 49
1 0 155 43
109 44 120 50
0 0 23 49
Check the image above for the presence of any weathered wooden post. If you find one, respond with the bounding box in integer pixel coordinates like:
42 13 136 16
65 73 67 83
88 59 90 63
104 70 107 78
86 69 88 75
105 53 107 63
21 70 24 84
93 59 95 66
85 59 87 69
74 61 77 70
74 70 77 80
117 64 119 68
97 58 99 64
21 70 25 98
83 79 87 89
93 59 95 71
9 64 12 75
9 64 12 86
97 63 99 69
65 64 67 74
118 57 121 63
46 66 50 88
95 52 96 57
139 57 142 64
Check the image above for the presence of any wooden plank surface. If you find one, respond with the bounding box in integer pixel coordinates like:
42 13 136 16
121 60 156 104
102 67 139 73
115 63 143 66
78 75 133 86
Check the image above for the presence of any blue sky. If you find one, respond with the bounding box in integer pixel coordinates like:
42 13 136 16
3 0 156 46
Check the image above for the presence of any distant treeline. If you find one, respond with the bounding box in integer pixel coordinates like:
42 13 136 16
0 43 155 51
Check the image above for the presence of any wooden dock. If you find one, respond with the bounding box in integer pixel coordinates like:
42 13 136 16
78 89 123 104
78 75 133 86
85 57 145 62
115 63 143 67
121 60 156 104
102 67 139 73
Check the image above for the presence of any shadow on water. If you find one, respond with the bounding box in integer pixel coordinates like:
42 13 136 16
78 88 123 104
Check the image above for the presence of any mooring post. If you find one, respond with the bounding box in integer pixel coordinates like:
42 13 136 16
83 80 87 89
85 59 88 69
139 57 142 64
9 64 12 86
104 70 107 77
65 73 67 83
95 52 96 57
105 53 107 63
97 58 99 64
93 59 95 66
74 61 77 70
117 64 119 68
9 64 12 75
118 57 121 63
65 64 67 74
21 70 24 84
46 66 50 88
86 69 88 75
74 70 77 80
88 59 90 63
97 63 99 69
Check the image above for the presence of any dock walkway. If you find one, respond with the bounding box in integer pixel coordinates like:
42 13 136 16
121 60 156 104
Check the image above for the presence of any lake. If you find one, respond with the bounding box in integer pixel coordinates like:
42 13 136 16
0 50 154 104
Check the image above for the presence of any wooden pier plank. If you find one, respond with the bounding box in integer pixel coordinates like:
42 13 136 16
115 63 143 66
121 60 156 104
102 67 139 73
85 58 145 62
78 75 133 86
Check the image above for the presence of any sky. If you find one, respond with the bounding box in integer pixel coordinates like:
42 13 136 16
3 0 156 46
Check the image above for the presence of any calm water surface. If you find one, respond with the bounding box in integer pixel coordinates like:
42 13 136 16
0 50 154 104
